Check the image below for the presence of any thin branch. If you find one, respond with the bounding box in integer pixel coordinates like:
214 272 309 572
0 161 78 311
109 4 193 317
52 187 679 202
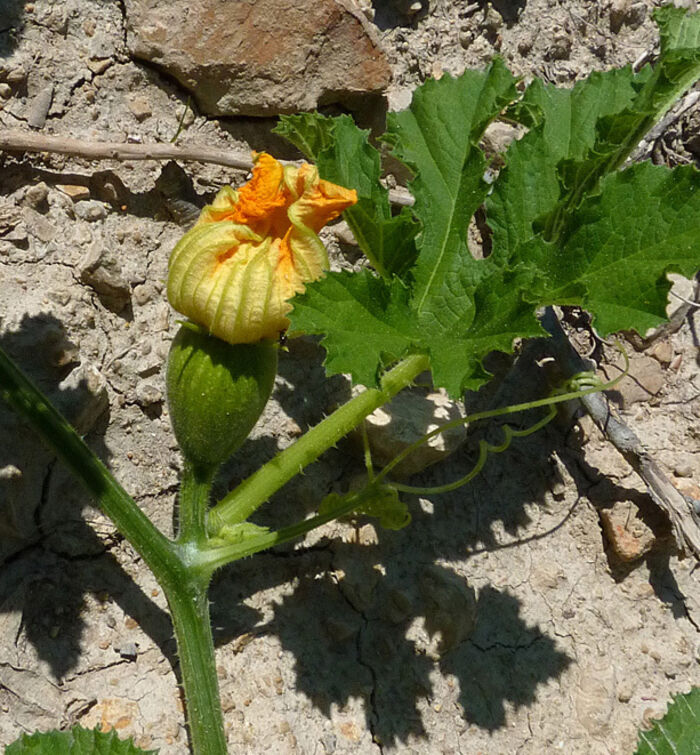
0 128 415 207
0 128 253 170
540 307 700 559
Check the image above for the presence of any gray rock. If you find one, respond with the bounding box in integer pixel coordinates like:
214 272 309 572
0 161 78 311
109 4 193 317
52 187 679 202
21 207 56 243
55 364 109 435
354 385 467 478
23 183 49 212
127 95 152 122
135 380 163 407
74 200 108 222
124 0 391 116
27 83 53 129
117 642 139 660
79 242 132 312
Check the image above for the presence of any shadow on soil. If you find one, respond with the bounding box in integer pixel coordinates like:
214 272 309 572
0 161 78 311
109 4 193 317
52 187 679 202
0 314 176 682
0 323 675 746
0 0 25 58
209 339 578 744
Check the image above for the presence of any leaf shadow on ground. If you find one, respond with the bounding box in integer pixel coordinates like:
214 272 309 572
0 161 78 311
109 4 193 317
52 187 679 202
0 0 25 58
0 314 182 683
208 340 586 745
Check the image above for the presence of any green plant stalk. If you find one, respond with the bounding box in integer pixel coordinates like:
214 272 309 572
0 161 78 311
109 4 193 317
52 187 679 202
195 372 616 572
192 486 377 573
161 567 227 755
178 462 215 545
374 372 622 485
207 352 430 532
0 345 228 754
0 345 176 576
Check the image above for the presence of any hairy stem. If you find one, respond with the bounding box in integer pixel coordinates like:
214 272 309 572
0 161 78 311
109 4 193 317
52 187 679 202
163 569 227 755
0 345 177 576
207 353 430 532
178 462 215 546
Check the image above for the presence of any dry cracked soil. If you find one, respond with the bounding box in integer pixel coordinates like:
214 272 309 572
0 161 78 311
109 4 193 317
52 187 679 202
1 0 699 753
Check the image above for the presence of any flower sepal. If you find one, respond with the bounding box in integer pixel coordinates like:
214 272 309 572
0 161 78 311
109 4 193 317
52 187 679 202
166 323 277 477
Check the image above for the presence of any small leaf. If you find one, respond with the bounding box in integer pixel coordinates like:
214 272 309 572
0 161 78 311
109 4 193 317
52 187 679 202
272 112 335 161
209 521 270 547
318 487 411 530
635 686 700 755
359 485 411 530
5 725 158 754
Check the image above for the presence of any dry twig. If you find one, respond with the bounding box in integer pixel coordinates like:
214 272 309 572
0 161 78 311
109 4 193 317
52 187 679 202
0 128 415 207
541 307 700 559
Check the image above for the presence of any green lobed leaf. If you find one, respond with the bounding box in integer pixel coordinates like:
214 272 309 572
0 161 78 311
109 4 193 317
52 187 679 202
5 725 158 754
487 66 644 262
274 113 419 278
289 270 418 386
427 268 543 395
523 161 700 335
271 112 336 160
385 57 518 334
491 6 700 258
635 686 700 755
284 7 700 398
656 4 700 58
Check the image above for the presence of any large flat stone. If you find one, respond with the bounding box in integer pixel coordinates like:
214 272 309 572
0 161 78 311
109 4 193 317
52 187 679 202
124 0 391 116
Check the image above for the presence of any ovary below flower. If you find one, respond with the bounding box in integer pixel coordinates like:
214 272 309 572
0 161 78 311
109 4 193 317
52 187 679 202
167 153 357 344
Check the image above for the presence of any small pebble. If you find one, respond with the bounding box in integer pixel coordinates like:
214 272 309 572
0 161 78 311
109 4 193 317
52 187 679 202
74 200 108 221
133 283 153 306
673 463 694 478
58 184 91 201
0 83 12 99
128 95 152 122
0 464 22 480
617 685 633 703
118 642 138 660
23 182 49 210
649 340 673 365
6 68 26 84
136 381 163 407
27 84 53 129
87 58 112 75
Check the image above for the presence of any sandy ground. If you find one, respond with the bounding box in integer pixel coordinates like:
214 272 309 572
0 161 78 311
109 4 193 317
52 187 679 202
1 1 699 752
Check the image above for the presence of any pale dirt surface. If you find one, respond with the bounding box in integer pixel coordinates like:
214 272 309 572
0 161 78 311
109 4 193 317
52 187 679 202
1 1 700 753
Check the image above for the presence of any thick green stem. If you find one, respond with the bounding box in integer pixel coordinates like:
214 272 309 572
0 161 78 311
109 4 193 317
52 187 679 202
163 567 227 755
208 353 430 532
0 345 177 577
178 462 215 545
0 345 228 754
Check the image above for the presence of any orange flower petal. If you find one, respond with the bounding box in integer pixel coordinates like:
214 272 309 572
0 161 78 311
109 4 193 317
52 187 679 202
168 152 357 344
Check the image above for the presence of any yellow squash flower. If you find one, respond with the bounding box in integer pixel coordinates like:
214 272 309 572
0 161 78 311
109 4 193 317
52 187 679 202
167 153 357 344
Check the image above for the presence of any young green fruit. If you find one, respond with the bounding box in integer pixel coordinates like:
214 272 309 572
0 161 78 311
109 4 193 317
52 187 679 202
166 324 277 476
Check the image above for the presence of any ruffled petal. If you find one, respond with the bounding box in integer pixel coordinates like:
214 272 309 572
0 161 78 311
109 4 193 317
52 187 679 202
167 152 357 344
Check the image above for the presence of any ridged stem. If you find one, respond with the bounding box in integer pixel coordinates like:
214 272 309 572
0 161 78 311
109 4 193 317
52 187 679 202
208 353 430 532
